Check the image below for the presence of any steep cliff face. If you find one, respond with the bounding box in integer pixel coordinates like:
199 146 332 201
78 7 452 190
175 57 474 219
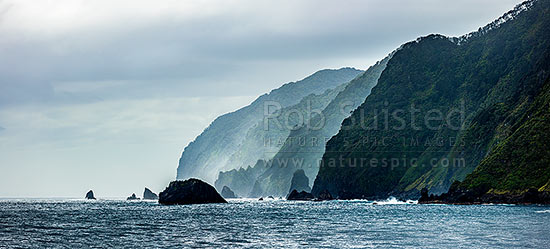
216 56 390 197
177 68 362 183
252 56 391 197
213 83 348 196
312 0 550 199
445 74 550 202
222 80 349 174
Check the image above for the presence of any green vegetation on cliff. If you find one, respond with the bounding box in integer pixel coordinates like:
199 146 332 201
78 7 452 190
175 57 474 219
312 0 550 199
456 75 550 194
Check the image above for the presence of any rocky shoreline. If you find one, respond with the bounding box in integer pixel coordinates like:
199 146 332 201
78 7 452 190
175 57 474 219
418 188 550 205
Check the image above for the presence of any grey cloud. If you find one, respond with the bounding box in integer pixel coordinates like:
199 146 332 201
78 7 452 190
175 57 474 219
0 0 523 107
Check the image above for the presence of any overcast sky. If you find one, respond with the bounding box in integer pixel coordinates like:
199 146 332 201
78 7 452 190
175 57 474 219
0 0 523 198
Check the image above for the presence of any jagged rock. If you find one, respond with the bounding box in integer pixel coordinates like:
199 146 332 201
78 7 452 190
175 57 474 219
85 190 96 200
215 161 267 198
127 193 140 201
143 187 159 200
258 197 264 201
159 179 227 205
267 196 274 199
288 170 311 195
317 189 334 201
221 186 237 199
287 190 314 201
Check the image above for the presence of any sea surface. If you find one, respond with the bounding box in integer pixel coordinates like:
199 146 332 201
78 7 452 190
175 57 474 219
0 198 549 248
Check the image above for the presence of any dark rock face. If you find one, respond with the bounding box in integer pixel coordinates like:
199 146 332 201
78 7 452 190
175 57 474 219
287 190 314 201
288 169 311 195
221 186 237 199
85 190 96 200
127 193 140 201
159 179 227 205
316 189 334 201
143 188 158 200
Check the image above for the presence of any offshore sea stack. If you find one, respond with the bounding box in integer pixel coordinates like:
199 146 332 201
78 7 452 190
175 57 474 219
143 187 159 200
159 179 227 205
127 193 140 201
85 190 96 200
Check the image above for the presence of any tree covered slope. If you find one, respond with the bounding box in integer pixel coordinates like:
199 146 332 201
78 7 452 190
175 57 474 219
312 0 550 199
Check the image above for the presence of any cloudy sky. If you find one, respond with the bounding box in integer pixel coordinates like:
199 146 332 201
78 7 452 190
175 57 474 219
0 0 523 197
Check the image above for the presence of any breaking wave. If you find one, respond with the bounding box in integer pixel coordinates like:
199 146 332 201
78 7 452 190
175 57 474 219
371 197 417 205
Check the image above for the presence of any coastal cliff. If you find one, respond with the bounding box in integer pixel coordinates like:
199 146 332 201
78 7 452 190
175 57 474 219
312 0 550 201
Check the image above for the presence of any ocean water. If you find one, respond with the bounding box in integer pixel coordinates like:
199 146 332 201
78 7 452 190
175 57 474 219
0 198 549 248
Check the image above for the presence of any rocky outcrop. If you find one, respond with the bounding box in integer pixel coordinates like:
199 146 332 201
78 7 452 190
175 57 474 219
159 179 227 205
143 188 158 200
215 162 267 198
85 190 96 200
127 193 140 201
419 187 550 205
221 186 237 198
316 189 334 201
288 170 311 195
287 190 314 201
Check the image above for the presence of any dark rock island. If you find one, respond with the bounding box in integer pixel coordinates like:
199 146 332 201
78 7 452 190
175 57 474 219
159 179 227 205
127 193 140 201
85 190 96 200
143 187 158 200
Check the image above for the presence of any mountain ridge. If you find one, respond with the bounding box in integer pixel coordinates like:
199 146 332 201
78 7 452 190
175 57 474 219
177 67 362 183
216 54 392 197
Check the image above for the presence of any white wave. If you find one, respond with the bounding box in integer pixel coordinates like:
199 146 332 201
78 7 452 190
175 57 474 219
535 210 550 213
371 197 417 205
